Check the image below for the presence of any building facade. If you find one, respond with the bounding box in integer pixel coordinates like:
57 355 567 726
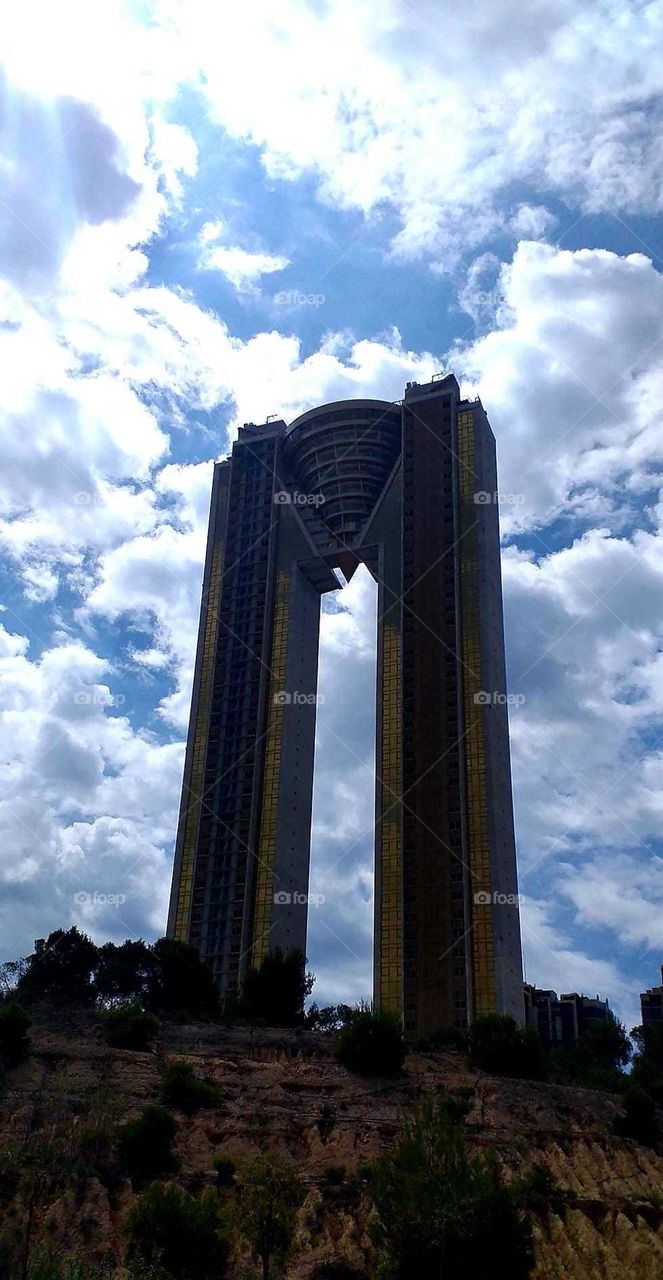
640 967 663 1025
524 983 611 1050
167 374 524 1034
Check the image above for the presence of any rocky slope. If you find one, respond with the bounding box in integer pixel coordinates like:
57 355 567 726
1 1016 662 1279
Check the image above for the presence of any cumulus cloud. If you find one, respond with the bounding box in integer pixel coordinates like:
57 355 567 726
198 221 289 292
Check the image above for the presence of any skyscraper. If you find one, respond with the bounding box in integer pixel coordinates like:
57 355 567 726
167 374 524 1034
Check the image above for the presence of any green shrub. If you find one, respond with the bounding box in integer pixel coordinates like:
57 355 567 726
25 1250 112 1280
212 1156 236 1189
117 1106 179 1183
322 1165 345 1186
335 1004 406 1077
235 1154 305 1280
513 1162 570 1212
316 1102 336 1143
127 1182 229 1280
160 1060 218 1113
0 1001 31 1064
468 1014 544 1080
613 1085 660 1146
104 1003 159 1051
369 1097 533 1279
239 947 314 1027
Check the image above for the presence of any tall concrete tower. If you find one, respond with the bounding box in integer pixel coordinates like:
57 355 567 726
168 375 524 1034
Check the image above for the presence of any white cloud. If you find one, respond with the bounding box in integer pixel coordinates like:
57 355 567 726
197 222 289 292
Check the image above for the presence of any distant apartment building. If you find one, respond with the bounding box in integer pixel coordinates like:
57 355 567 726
640 966 663 1025
524 983 610 1050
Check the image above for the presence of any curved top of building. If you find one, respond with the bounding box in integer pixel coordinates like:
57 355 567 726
284 398 402 544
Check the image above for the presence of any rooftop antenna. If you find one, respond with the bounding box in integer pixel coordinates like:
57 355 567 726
266 413 279 422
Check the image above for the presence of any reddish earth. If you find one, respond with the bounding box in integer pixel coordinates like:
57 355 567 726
1 1015 662 1278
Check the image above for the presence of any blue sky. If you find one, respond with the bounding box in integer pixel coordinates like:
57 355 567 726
1 0 663 1031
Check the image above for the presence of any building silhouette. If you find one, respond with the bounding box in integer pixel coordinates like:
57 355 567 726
524 983 610 1050
640 966 663 1025
168 374 524 1034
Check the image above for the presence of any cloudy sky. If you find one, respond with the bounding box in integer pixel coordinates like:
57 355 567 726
1 0 663 1031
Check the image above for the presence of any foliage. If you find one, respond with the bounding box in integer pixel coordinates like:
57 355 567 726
25 1250 113 1280
104 1002 159 1051
512 1162 570 1212
2 931 220 1023
369 1097 533 1279
16 928 98 1007
321 1165 345 1186
468 1014 544 1080
414 1025 467 1053
0 1001 31 1064
630 1022 663 1100
212 1156 236 1189
546 1015 631 1090
235 1155 305 1280
306 1003 353 1033
240 948 314 1027
95 941 156 1007
160 1059 218 1113
316 1102 336 1143
613 1085 660 1146
127 1182 230 1280
335 1004 406 1077
117 1107 179 1184
145 939 219 1020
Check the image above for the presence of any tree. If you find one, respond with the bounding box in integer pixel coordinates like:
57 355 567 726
160 1059 218 1113
116 1107 179 1185
103 1002 159 1051
146 939 218 1020
548 1015 631 1091
235 1155 305 1280
16 928 98 1007
613 1084 660 1146
468 1014 544 1080
127 1182 229 1280
94 940 156 1007
0 1002 31 1064
240 948 314 1027
335 1004 406 1077
630 1022 663 1101
369 1098 533 1279
306 1003 353 1034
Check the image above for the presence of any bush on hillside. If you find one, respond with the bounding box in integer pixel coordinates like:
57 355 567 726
104 1003 159 1051
127 1182 229 1280
0 1002 31 1064
117 1107 179 1184
335 1004 406 1077
468 1014 544 1080
160 1060 218 1113
369 1097 533 1279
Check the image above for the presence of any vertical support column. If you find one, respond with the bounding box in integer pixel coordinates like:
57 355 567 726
457 407 496 1018
168 462 230 942
375 607 403 1015
250 569 289 965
